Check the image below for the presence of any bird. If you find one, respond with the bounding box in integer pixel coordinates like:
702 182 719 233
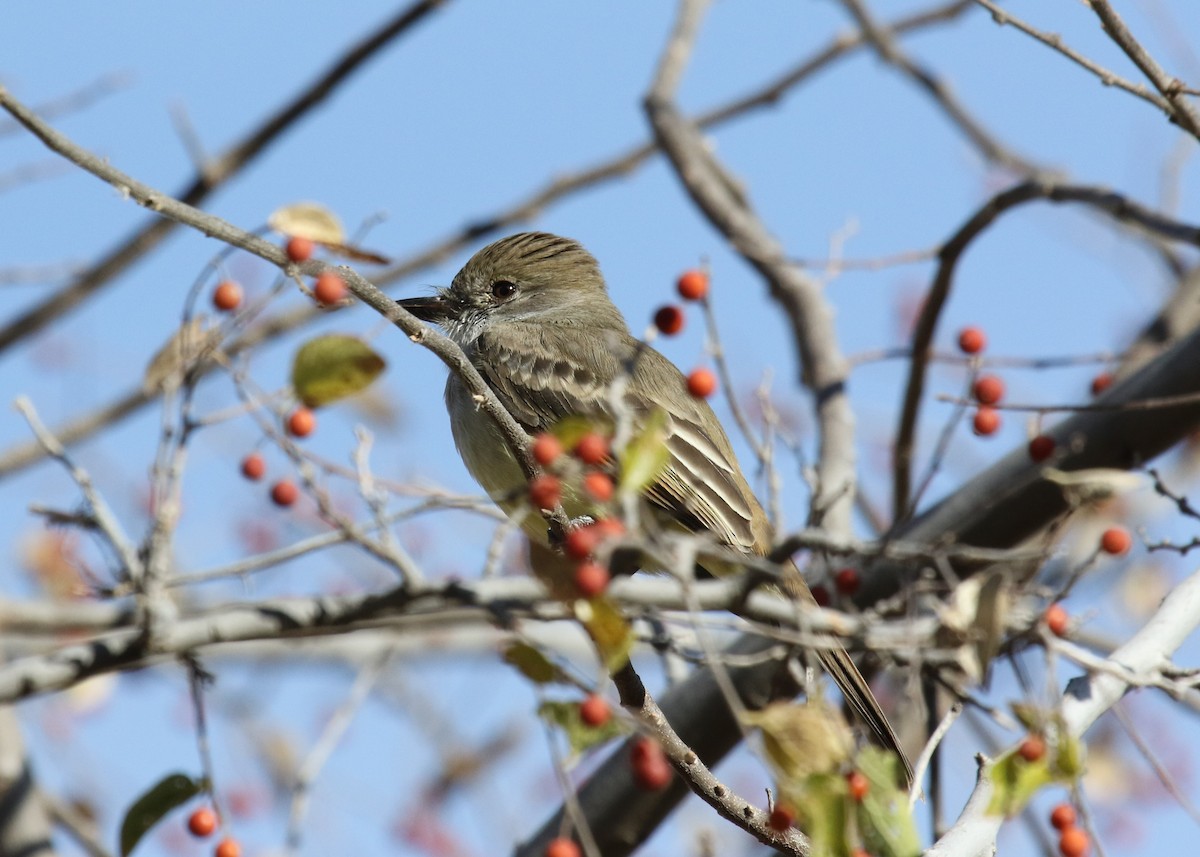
397 231 909 777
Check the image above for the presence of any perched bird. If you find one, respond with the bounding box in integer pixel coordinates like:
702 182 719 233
398 231 908 775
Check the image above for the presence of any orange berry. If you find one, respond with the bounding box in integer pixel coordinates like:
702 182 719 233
565 525 600 560
846 770 869 801
1100 526 1131 556
630 738 672 790
187 807 217 838
1090 372 1114 396
287 407 316 438
767 804 794 831
1058 826 1089 857
676 269 709 301
579 694 611 727
1050 803 1077 831
686 368 717 398
212 280 243 312
973 375 1005 405
1018 734 1046 762
1029 435 1055 462
270 479 298 507
957 326 986 354
973 406 1001 436
574 433 610 466
531 433 563 467
834 567 860 596
285 236 314 262
528 474 562 510
545 838 581 857
583 471 614 502
214 837 242 857
654 305 684 335
592 517 626 541
240 453 266 481
574 562 610 597
313 272 347 305
1045 603 1069 637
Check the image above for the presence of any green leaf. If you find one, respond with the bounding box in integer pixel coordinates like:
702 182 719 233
502 642 559 684
291 335 386 407
575 597 634 673
538 699 625 757
856 748 921 857
119 772 204 856
620 409 670 496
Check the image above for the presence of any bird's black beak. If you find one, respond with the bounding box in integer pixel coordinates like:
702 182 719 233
396 294 452 325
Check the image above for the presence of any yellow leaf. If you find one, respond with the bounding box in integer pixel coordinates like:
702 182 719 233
291 334 387 407
268 202 345 244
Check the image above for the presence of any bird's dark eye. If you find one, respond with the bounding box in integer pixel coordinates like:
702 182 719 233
491 280 517 300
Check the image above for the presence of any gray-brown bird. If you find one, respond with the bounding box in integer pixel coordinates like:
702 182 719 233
398 232 908 775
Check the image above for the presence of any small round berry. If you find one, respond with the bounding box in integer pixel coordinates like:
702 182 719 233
214 837 242 857
187 807 217 838
528 474 562 510
1090 372 1114 396
850 850 870 857
212 280 243 312
1018 734 1046 762
973 406 1001 436
287 407 316 438
565 525 600 560
575 433 610 466
1058 826 1089 857
1100 526 1131 556
1045 603 1069 637
654 305 684 335
313 272 347 305
531 433 563 467
630 738 672 790
834 567 860 596
583 471 614 502
686 368 717 399
579 694 611 727
1050 803 1077 831
767 804 794 832
1028 435 1055 462
545 838 582 857
574 562 610 597
240 453 266 482
270 480 298 507
973 375 1006 405
957 326 986 355
286 236 314 262
810 584 831 607
592 517 625 541
846 770 869 801
676 269 710 301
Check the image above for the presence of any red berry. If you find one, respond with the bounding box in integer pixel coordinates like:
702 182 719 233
654 305 684 335
846 770 869 801
270 479 299 507
1045 603 1069 637
957 326 986 354
973 406 1001 436
565 525 600 560
583 471 614 502
1028 435 1055 462
1100 526 1131 556
834 567 860 596
574 562 610 597
286 236 314 262
240 453 266 481
575 433 610 466
287 407 316 438
212 280 243 312
187 808 217 838
1050 803 1077 831
529 474 562 510
592 517 625 541
1018 734 1046 762
545 838 581 857
767 804 794 831
810 584 830 607
531 433 563 467
1090 372 1114 396
630 738 672 790
686 368 717 398
973 375 1005 405
214 838 242 857
579 694 611 727
676 269 709 301
1059 826 1089 857
313 272 347 305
